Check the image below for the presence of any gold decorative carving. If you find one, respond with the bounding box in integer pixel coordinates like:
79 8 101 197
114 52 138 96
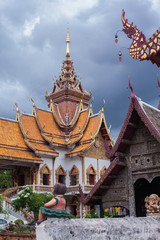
84 132 108 160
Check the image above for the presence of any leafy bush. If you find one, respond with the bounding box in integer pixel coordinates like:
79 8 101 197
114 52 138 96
14 219 24 225
68 213 76 218
90 209 98 218
6 221 35 232
11 186 53 219
0 170 12 188
85 209 98 218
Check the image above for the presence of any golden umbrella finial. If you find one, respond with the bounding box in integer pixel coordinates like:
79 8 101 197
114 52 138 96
66 27 70 57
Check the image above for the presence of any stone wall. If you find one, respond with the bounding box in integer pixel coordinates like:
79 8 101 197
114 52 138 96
36 217 160 240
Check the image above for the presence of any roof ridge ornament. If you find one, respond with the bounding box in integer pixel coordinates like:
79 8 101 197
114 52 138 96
99 99 105 113
31 96 37 115
15 101 20 121
128 73 136 101
66 27 70 58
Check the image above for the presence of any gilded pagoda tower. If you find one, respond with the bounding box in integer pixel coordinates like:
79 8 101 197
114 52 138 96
45 28 91 130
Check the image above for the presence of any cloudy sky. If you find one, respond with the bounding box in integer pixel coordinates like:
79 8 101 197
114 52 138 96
0 0 160 139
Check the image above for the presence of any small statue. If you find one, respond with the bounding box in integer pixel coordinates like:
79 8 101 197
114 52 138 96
37 183 69 225
145 194 160 215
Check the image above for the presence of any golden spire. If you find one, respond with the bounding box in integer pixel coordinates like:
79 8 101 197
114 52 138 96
66 28 70 58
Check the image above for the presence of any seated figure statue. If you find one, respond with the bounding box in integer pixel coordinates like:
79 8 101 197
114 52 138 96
145 194 160 215
37 183 69 225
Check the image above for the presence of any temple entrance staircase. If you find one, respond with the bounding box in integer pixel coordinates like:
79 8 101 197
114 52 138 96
2 185 34 222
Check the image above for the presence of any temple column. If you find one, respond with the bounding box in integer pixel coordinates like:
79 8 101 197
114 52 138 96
128 156 136 216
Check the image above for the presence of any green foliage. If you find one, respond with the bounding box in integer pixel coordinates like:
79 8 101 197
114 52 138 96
0 170 12 189
90 209 98 218
6 221 35 232
14 219 24 225
85 214 92 218
85 209 98 218
68 213 76 218
11 186 53 218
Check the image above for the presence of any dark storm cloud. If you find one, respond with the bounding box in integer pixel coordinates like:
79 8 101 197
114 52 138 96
0 0 159 139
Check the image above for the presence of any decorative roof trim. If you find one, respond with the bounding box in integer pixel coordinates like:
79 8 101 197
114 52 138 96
68 102 82 127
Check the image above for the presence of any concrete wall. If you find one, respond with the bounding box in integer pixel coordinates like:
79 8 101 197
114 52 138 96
36 217 160 240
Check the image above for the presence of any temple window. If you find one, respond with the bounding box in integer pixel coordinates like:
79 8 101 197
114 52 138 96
100 166 107 177
72 175 77 185
43 174 49 185
86 164 96 185
58 174 65 184
69 165 79 186
89 174 95 185
40 164 51 185
56 165 66 184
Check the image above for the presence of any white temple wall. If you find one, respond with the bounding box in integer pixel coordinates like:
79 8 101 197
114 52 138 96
54 147 81 186
99 159 110 173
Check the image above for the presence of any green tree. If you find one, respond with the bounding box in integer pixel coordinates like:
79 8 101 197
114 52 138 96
11 186 53 219
0 170 12 189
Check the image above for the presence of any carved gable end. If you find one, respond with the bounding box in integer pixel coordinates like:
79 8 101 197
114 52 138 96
84 132 108 160
128 121 160 173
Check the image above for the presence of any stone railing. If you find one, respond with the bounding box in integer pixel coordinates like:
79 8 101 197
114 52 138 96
36 217 160 240
4 197 34 222
2 185 18 198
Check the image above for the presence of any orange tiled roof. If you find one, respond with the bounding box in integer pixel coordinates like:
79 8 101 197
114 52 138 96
67 136 82 145
0 119 42 162
46 135 66 145
71 110 89 137
36 109 64 136
21 115 44 141
0 146 41 162
80 114 101 142
28 141 58 153
0 119 28 149
66 143 91 155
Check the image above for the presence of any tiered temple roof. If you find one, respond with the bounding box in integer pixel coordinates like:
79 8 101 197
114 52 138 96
0 29 113 168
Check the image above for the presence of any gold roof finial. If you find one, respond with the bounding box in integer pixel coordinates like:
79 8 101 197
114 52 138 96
66 27 70 58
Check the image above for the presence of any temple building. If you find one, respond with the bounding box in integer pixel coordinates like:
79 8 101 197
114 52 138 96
0 29 113 217
80 82 160 217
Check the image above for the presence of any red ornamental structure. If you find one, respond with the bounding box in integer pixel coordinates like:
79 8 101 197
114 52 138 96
120 9 160 67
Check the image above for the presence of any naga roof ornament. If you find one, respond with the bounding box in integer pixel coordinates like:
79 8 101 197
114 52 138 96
116 9 160 67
